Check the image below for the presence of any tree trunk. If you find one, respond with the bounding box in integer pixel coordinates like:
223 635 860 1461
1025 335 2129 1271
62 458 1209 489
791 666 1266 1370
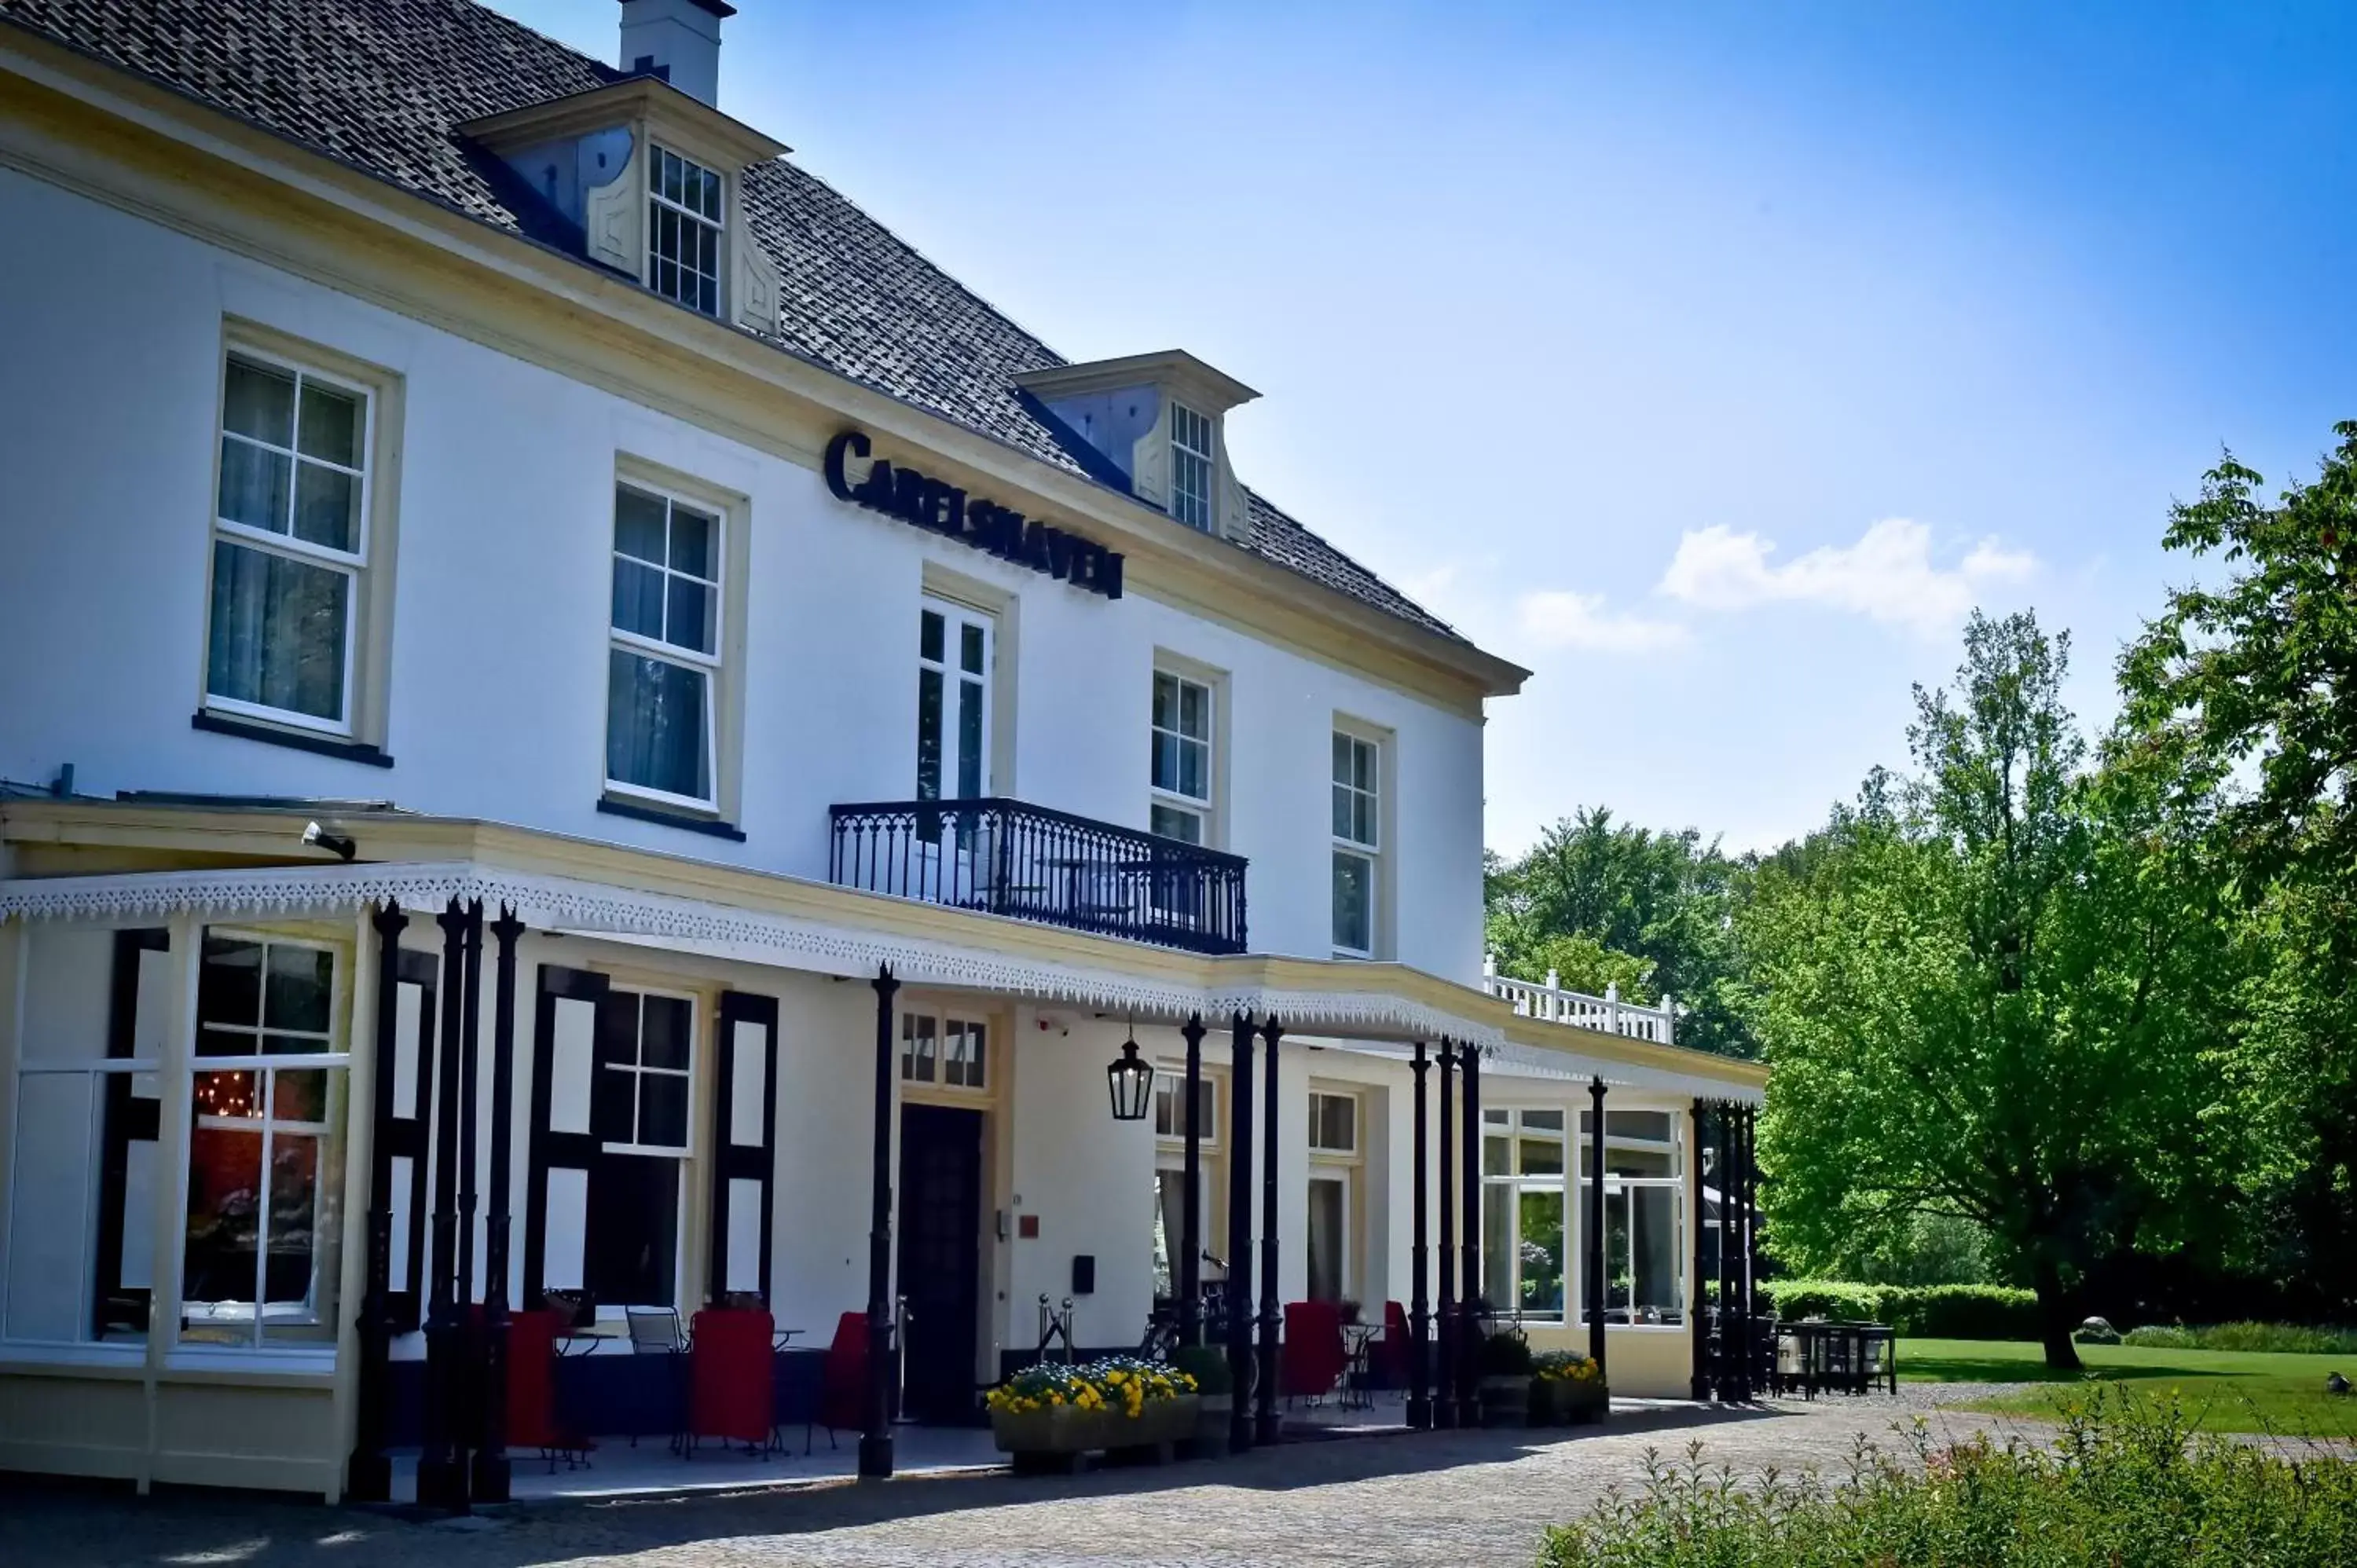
2032 1258 2082 1372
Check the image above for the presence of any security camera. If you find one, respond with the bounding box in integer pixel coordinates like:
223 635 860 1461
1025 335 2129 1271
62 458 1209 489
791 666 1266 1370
301 821 357 862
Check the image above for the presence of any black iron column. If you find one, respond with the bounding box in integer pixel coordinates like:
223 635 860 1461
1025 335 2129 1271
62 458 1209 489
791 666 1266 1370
1586 1076 1607 1375
346 899 406 1503
1688 1100 1707 1402
1225 1013 1256 1453
1435 1041 1457 1428
860 965 900 1479
417 899 471 1511
456 903 482 1314
1742 1106 1761 1401
1457 1045 1481 1428
1407 1041 1431 1430
1178 1013 1205 1347
1254 1015 1283 1446
1725 1098 1744 1395
471 906 522 1503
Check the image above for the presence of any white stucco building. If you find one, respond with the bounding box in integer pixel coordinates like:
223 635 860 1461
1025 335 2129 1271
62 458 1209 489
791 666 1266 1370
0 0 1765 1503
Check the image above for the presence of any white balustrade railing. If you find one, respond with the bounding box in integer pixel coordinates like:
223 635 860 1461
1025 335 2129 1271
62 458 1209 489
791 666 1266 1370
1483 954 1677 1046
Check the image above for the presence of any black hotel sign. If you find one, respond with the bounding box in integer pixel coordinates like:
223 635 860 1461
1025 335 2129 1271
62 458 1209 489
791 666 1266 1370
825 429 1124 599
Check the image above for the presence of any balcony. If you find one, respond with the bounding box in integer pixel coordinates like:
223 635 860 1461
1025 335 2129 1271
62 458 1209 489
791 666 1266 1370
827 797 1248 955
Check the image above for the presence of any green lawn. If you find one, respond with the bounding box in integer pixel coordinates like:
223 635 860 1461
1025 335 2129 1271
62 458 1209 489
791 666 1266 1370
1899 1336 2357 1438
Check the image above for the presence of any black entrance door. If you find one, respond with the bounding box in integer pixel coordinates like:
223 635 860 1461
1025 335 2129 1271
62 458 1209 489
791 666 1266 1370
896 1103 984 1424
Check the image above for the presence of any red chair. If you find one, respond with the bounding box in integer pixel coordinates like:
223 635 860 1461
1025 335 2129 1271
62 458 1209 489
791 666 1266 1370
812 1310 868 1453
684 1307 775 1456
1281 1300 1347 1402
1377 1300 1414 1389
507 1309 594 1471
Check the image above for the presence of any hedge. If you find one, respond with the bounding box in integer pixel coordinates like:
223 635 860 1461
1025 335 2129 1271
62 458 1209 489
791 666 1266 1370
1759 1279 2040 1339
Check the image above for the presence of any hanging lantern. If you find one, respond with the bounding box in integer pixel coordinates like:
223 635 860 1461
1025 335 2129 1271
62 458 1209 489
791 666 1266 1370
1105 1019 1153 1122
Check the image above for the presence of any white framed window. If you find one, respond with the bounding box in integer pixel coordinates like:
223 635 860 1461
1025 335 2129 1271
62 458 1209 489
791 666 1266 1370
1331 731 1380 957
1153 1071 1216 1144
1307 1090 1358 1154
1481 1108 1568 1322
1149 671 1213 844
1169 402 1215 530
647 145 724 316
917 600 993 804
900 1013 988 1091
595 991 694 1155
205 348 372 735
1580 1108 1685 1326
607 481 723 810
180 932 348 1350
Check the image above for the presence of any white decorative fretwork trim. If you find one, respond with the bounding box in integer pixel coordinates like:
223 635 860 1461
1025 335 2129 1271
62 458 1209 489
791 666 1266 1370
0 860 1508 1049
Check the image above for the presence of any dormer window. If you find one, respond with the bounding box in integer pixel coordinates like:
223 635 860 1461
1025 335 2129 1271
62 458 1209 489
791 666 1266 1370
1169 403 1215 531
648 145 724 315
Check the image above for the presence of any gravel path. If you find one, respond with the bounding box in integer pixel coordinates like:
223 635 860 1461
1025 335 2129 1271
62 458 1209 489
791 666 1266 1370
0 1390 2062 1568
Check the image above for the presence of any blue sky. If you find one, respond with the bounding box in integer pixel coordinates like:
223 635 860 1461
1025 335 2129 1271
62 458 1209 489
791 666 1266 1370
507 2 2356 853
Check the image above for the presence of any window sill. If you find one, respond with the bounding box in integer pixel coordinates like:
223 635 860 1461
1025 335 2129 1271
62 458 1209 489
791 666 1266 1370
597 795 746 841
193 710 393 768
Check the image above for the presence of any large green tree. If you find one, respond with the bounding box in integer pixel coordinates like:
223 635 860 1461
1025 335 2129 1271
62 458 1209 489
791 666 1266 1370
1743 612 2238 1368
2121 427 2357 1314
1486 808 1755 1057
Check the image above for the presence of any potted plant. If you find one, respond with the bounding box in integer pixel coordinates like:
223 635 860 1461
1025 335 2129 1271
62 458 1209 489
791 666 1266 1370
1475 1324 1534 1427
1529 1350 1607 1426
1171 1344 1233 1455
985 1356 1201 1470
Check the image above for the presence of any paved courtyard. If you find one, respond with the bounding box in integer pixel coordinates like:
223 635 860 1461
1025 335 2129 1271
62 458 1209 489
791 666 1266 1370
0 1393 2036 1568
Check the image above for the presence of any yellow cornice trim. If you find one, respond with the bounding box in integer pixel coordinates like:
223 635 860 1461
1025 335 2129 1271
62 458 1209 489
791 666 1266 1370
2 800 1767 1090
0 30 1527 714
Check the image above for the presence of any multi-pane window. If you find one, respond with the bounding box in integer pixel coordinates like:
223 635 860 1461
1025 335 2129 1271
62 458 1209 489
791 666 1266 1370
607 482 722 808
1153 1072 1216 1142
1581 1108 1684 1325
1331 731 1380 956
181 935 346 1348
1307 1090 1358 1153
901 1013 988 1090
594 991 693 1152
207 351 370 732
1149 672 1213 844
648 145 723 316
917 601 992 803
1481 1108 1568 1321
583 987 694 1307
1169 402 1214 529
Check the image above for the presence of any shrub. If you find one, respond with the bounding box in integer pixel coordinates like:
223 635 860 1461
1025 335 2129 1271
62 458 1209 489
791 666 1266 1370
2121 1321 2357 1355
2124 1324 2200 1349
1479 1324 1535 1376
1535 1390 2357 1567
1758 1280 2040 1339
1170 1343 1231 1397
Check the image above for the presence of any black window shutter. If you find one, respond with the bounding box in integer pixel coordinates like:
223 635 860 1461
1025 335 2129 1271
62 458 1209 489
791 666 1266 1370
524 965 610 1307
707 991 779 1305
377 948 439 1333
92 929 168 1339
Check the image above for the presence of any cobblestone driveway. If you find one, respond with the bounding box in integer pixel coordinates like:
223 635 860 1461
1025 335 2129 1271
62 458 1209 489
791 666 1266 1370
0 1394 2035 1568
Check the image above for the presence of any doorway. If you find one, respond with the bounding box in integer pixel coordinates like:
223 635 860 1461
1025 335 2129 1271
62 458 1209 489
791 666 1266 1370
896 1101 984 1424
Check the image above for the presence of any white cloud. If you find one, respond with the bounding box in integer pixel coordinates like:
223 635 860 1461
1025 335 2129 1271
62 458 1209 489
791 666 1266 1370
1658 518 2036 636
1516 590 1691 654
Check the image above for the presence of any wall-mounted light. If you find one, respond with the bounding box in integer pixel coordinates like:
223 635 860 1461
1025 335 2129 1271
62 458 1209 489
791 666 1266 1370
302 821 357 861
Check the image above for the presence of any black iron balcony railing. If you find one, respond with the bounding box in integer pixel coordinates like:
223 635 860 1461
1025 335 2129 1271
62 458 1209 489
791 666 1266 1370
827 797 1248 955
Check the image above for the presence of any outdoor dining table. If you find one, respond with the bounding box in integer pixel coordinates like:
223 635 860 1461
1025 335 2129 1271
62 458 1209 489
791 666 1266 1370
1776 1319 1897 1398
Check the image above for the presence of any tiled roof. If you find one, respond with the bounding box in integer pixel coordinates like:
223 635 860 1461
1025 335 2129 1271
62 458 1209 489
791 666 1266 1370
0 0 1463 643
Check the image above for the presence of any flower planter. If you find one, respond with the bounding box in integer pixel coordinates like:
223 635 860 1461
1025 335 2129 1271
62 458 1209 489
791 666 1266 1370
992 1394 1202 1464
1188 1392 1233 1456
1479 1373 1531 1427
1529 1376 1608 1427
